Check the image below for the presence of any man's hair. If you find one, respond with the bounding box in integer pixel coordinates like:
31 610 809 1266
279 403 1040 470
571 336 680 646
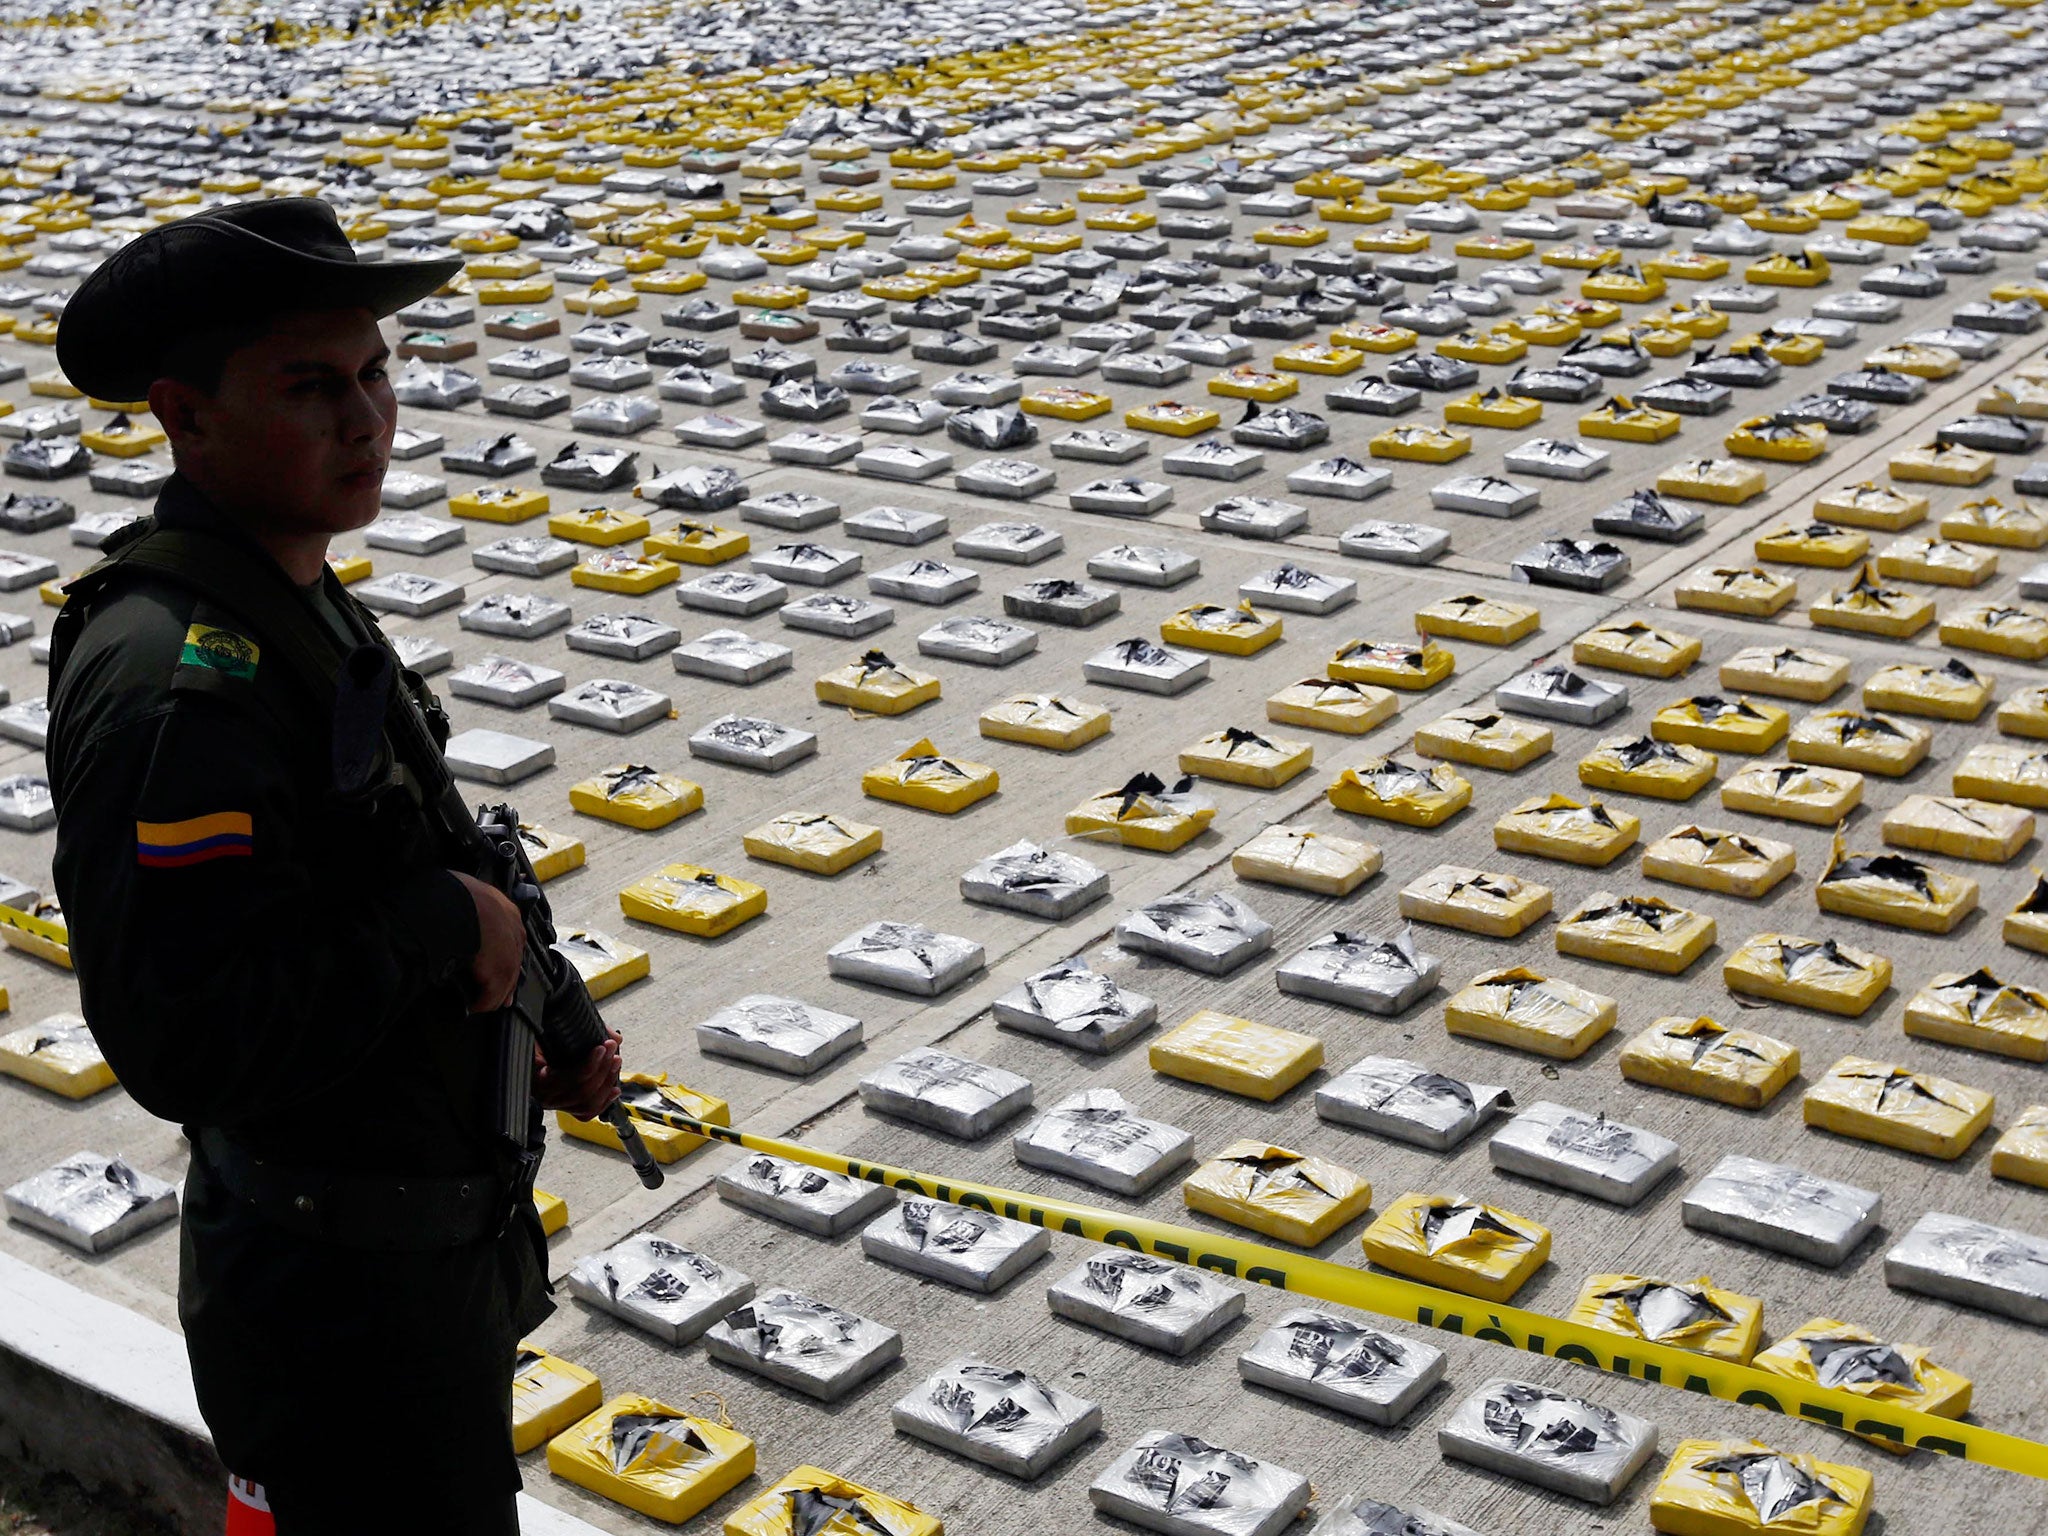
154 312 278 394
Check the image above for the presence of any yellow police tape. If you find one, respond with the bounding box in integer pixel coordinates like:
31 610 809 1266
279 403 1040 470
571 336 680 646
630 1107 2048 1482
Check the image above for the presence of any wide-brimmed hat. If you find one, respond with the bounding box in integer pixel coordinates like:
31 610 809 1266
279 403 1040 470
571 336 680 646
56 198 461 401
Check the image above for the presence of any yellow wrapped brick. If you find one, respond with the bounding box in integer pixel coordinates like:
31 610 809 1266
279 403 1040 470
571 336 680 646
512 1345 601 1454
0 1015 113 1099
1328 756 1472 827
1579 734 1718 800
1719 644 1849 702
1647 1439 1872 1536
1444 967 1616 1059
1182 1141 1374 1247
1620 1016 1799 1108
1875 535 1997 588
1580 395 1681 442
569 765 704 830
1940 494 2048 549
451 485 549 523
1573 616 1702 677
1720 760 1863 825
724 1465 940 1536
554 929 650 1001
1067 772 1216 851
862 739 998 814
1816 835 1978 934
814 651 940 715
1330 636 1455 689
1904 969 2048 1060
1991 1104 2048 1187
531 1189 567 1237
549 505 651 546
1412 593 1539 644
1726 415 1826 463
572 551 679 595
546 1396 754 1524
619 864 767 939
1812 480 1926 530
1862 659 1992 721
1569 1274 1764 1363
1265 676 1398 735
1787 709 1930 776
1803 1056 1993 1159
1723 933 1891 1017
1656 459 1768 506
1652 695 1788 753
1230 825 1380 896
1414 706 1552 770
646 520 748 565
1752 521 1869 567
1673 565 1796 616
1555 893 1716 975
1641 826 1796 898
1150 1009 1323 1101
0 898 69 969
1939 600 2048 661
1399 864 1552 937
1809 564 1935 638
1881 794 2031 862
560 1074 727 1164
1996 684 2048 739
325 551 371 585
1492 792 1639 866
1444 386 1541 428
1954 741 2048 807
742 812 881 876
1750 1320 1971 1446
978 692 1110 750
1359 1192 1550 1303
1178 726 1314 788
1161 599 1281 655
1890 440 1993 485
1370 423 1471 462
518 821 585 883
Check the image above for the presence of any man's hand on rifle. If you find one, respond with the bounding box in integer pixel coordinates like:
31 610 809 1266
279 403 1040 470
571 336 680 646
454 871 525 1013
534 1028 623 1121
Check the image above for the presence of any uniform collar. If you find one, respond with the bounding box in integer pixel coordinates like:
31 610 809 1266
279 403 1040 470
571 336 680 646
151 471 357 620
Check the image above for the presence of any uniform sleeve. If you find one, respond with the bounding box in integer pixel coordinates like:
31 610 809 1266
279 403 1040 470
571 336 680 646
52 690 482 1128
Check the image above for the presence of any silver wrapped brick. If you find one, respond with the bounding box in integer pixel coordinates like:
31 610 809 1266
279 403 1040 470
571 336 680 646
1089 1430 1311 1536
891 1356 1101 1478
566 1235 753 1345
857 1047 1031 1138
1012 1089 1194 1196
959 840 1109 919
993 957 1157 1054
1316 1056 1512 1152
1885 1211 2048 1326
702 1288 902 1402
1438 1378 1658 1504
714 1151 895 1237
1275 927 1441 1015
4 1153 177 1254
1488 1102 1679 1206
1047 1252 1243 1355
861 1198 1050 1293
695 994 862 1075
1681 1154 1881 1267
1236 1309 1444 1426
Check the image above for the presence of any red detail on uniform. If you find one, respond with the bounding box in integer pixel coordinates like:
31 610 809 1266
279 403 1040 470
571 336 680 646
226 1476 274 1536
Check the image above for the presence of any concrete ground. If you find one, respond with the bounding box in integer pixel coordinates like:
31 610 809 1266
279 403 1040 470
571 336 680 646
4 14 2048 1533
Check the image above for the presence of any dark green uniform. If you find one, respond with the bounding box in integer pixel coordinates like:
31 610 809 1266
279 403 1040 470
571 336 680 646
47 474 551 1529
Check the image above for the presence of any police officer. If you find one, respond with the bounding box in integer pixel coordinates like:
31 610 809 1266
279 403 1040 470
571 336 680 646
46 199 621 1534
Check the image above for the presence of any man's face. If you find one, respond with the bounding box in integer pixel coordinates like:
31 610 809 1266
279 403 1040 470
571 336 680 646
161 306 396 537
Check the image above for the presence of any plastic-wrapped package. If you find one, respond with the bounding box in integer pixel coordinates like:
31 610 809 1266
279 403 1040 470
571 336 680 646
1438 1379 1658 1504
1674 565 1796 617
1327 756 1473 827
979 691 1112 751
1068 772 1218 851
723 1464 939 1536
1265 676 1399 736
1413 592 1539 644
1329 637 1454 690
960 840 1109 919
1181 1141 1373 1246
1863 660 1993 722
994 957 1156 1054
561 1074 728 1163
890 1357 1101 1478
1276 927 1440 1015
703 1289 903 1401
1499 665 1630 727
1750 1319 1971 1445
1088 1430 1311 1536
862 1198 1049 1293
1641 825 1796 898
1887 1211 2048 1326
1787 709 1931 776
554 929 649 1002
1682 1155 1881 1267
1236 1310 1444 1425
618 864 767 938
1413 707 1553 770
1360 1192 1551 1303
1721 761 1863 825
0 1014 114 1099
1573 617 1702 678
1489 1101 1679 1205
1648 1439 1873 1535
1954 741 2048 808
1161 600 1282 656
567 764 703 829
827 922 985 997
3 1153 177 1253
1803 1057 1994 1160
511 1345 602 1455
1179 727 1315 789
1577 734 1718 799
1118 893 1275 976
715 1151 894 1237
1149 1009 1321 1100
1619 1017 1799 1109
1316 1056 1511 1150
544 1396 754 1524
1816 838 1977 934
1880 795 2031 862
1567 1273 1764 1363
1903 969 2048 1060
1014 1089 1193 1195
1399 864 1553 937
1493 793 1639 866
861 737 999 813
814 650 940 714
1722 933 1891 1016
1652 694 1789 753
1445 969 1617 1060
858 1047 1030 1137
695 995 863 1075
567 1235 754 1344
1046 1251 1243 1354
1992 1104 2048 1188
1555 892 1716 974
1307 1495 1484 1536
1231 825 1380 896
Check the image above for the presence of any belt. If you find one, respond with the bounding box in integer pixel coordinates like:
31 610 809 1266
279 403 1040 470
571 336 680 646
193 1127 509 1253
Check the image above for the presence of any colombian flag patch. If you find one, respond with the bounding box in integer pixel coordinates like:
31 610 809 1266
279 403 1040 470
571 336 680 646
136 812 253 869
